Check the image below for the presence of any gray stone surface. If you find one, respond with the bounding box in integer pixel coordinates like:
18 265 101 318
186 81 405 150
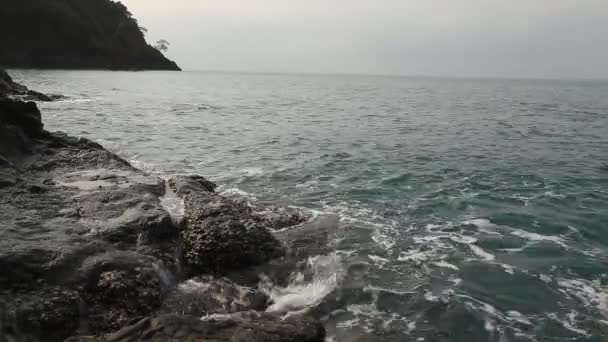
169 175 286 274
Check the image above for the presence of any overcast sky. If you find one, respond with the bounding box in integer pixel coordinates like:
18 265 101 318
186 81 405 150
120 0 608 79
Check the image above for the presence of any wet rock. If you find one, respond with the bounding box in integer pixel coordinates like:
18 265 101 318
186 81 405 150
169 175 285 274
0 68 62 102
83 266 163 333
67 312 325 342
169 174 217 195
251 206 307 231
0 72 11 94
162 275 268 316
0 160 177 289
0 97 44 137
0 287 80 342
227 215 338 288
0 72 179 340
0 155 17 188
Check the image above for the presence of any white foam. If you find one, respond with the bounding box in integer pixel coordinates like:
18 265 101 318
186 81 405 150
449 277 463 286
264 253 344 314
219 187 258 201
160 183 185 221
425 223 443 231
363 285 415 296
469 245 495 261
344 301 412 333
368 255 390 268
501 263 515 275
450 235 478 245
544 191 566 199
433 261 460 271
320 202 400 253
506 311 532 325
398 249 432 264
510 229 569 248
547 312 589 336
557 278 608 318
462 218 496 228
424 291 439 302
296 180 319 189
241 167 264 177
371 230 396 250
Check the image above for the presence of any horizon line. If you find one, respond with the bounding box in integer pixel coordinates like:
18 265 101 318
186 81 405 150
178 68 608 82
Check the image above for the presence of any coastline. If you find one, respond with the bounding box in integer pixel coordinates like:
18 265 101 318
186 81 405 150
0 70 326 341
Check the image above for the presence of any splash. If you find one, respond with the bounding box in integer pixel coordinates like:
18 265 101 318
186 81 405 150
262 253 344 314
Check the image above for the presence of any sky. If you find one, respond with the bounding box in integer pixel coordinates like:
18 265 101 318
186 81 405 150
120 0 608 79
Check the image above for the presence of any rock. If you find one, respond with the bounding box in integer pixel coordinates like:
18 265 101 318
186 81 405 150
0 144 178 289
0 287 80 342
67 312 325 342
0 67 62 102
169 175 285 274
0 68 12 84
0 69 12 94
23 90 52 102
0 77 179 339
253 207 307 231
169 174 217 195
83 266 163 333
0 97 44 137
0 155 17 188
162 275 268 316
226 215 338 288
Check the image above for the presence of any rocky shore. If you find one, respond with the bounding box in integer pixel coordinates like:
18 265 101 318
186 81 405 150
0 70 326 341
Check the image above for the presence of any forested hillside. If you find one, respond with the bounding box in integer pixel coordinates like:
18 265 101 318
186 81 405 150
0 0 180 70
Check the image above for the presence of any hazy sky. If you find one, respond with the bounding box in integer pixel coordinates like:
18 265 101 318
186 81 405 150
120 0 608 79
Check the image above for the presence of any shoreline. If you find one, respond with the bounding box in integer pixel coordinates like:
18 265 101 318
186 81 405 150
0 69 328 341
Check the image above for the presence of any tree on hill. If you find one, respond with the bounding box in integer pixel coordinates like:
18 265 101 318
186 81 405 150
155 39 170 52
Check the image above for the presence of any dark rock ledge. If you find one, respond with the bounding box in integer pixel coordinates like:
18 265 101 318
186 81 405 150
0 69 63 102
0 70 323 342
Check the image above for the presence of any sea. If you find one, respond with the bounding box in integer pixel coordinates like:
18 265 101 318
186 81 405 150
11 69 608 341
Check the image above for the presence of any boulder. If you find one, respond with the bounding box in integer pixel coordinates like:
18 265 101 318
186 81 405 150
0 97 44 137
169 175 285 274
83 266 163 333
0 287 80 342
67 312 325 342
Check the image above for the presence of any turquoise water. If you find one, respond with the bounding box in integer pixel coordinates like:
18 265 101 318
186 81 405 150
14 70 608 341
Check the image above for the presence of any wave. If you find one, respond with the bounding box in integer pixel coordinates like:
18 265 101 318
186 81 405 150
160 183 185 222
261 253 344 314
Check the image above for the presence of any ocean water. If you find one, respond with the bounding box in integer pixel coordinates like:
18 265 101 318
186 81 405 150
12 70 608 341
